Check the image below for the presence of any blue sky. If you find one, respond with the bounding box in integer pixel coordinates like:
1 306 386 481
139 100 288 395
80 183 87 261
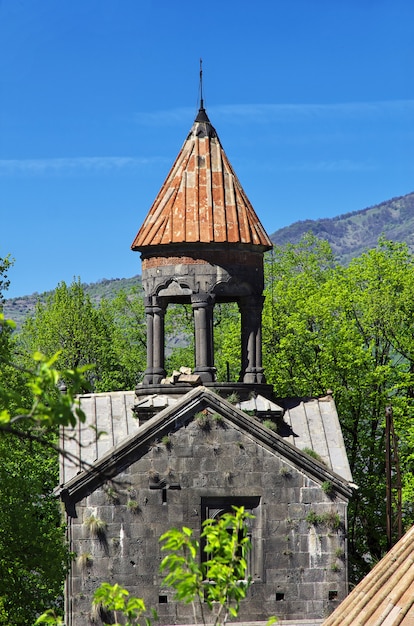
1 0 413 298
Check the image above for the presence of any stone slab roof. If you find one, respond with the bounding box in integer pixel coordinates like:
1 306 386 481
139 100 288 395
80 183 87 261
60 390 137 485
58 386 353 508
236 395 284 415
323 525 414 625
60 388 353 487
281 396 353 483
131 107 273 252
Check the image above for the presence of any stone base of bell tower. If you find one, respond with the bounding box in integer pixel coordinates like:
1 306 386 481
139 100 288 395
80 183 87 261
134 381 277 423
136 381 275 400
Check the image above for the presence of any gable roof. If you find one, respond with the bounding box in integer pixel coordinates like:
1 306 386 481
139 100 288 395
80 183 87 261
323 525 414 625
131 107 273 252
57 386 354 513
60 389 353 486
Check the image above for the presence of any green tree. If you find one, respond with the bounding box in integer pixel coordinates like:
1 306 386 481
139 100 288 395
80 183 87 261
335 240 414 569
0 432 71 624
213 302 241 382
262 235 414 581
0 258 90 624
164 303 194 375
0 320 88 624
98 285 147 388
17 279 132 392
0 254 12 304
263 234 339 396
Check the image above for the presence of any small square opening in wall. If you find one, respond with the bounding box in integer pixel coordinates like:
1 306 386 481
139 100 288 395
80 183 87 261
276 592 285 601
159 595 168 604
328 590 338 601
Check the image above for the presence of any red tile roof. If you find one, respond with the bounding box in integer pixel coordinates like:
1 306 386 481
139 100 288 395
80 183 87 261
323 525 414 626
131 107 272 252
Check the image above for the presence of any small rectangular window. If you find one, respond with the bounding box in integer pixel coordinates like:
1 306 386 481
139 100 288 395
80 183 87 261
201 496 262 581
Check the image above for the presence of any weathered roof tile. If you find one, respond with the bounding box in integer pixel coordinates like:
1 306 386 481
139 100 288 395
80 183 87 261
131 107 272 251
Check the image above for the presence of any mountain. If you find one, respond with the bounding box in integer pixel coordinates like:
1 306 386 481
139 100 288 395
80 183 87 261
4 191 414 329
3 275 141 331
270 191 414 264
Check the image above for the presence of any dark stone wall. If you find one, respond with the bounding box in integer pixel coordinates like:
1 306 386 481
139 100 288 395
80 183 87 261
141 249 264 300
66 417 348 625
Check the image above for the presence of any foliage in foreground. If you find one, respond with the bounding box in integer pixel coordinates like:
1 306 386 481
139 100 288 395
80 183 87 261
159 506 255 626
36 508 276 626
0 257 92 624
92 583 156 626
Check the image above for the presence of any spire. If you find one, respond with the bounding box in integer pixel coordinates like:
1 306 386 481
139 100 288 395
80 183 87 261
195 58 210 123
131 70 273 253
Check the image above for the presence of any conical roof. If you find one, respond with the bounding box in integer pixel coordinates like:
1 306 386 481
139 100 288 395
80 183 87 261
131 106 272 252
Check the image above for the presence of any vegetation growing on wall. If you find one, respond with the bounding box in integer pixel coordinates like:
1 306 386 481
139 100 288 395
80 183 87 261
4 231 414 619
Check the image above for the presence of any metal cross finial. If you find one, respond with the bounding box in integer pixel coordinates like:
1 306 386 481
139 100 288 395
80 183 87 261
199 58 204 110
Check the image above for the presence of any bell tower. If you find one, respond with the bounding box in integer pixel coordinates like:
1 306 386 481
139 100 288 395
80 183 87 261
131 98 273 399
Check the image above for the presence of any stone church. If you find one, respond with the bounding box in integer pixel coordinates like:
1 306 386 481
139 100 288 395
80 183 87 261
57 100 354 625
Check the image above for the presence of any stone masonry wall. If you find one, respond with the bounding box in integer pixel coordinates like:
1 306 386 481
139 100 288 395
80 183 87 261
67 415 348 625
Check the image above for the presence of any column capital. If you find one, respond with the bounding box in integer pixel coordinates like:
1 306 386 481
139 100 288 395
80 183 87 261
238 294 265 309
145 295 167 314
191 292 215 308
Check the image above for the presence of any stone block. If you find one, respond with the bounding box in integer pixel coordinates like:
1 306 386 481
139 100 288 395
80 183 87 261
129 458 153 474
287 502 307 519
304 567 328 584
266 503 289 522
168 443 192 458
244 471 265 488
178 373 201 384
301 486 322 503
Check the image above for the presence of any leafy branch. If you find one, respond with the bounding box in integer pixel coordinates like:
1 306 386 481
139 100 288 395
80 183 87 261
160 506 258 626
0 314 89 432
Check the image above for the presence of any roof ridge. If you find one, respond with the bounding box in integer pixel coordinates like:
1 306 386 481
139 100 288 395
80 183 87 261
58 386 353 513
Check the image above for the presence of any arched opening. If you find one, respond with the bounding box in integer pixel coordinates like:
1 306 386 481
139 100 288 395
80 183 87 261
213 302 241 382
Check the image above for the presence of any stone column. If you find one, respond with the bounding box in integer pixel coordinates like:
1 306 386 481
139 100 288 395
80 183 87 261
142 296 166 385
142 296 154 385
239 296 266 384
152 298 167 383
191 292 216 383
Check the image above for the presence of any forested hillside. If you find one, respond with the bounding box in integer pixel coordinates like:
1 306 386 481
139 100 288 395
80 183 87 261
4 274 141 330
271 191 414 263
5 192 414 328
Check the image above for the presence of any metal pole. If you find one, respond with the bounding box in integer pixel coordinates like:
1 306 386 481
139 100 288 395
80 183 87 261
385 405 392 550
